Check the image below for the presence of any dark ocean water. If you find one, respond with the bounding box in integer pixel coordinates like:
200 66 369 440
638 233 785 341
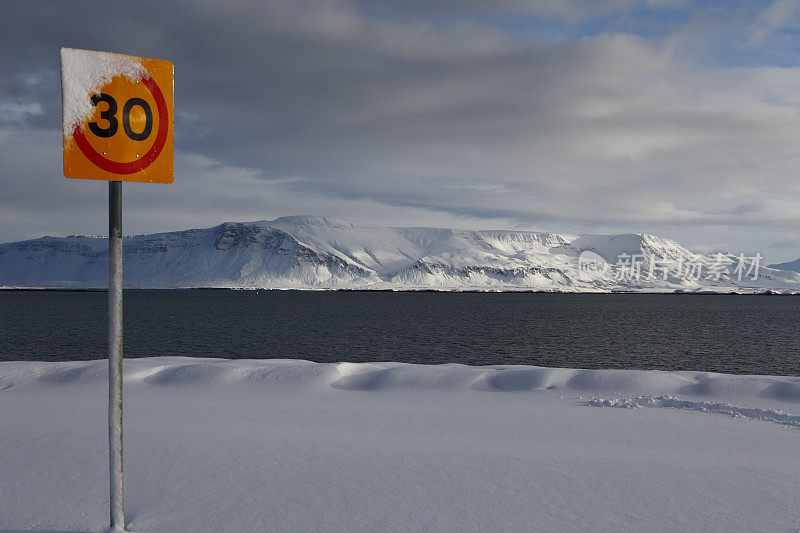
0 290 798 375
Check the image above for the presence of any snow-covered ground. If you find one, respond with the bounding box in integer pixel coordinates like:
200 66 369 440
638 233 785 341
1 358 798 532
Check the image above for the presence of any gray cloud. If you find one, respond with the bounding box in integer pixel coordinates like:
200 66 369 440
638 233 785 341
0 0 799 263
771 237 800 249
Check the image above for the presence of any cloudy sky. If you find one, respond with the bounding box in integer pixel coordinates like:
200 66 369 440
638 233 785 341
1 0 799 262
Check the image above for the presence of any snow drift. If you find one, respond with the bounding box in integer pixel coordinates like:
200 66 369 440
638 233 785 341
1 357 799 532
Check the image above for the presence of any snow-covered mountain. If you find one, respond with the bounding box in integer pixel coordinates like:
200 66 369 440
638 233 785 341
1 215 798 292
768 258 800 273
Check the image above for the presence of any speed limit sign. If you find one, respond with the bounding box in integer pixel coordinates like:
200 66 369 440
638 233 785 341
59 46 174 531
61 47 173 183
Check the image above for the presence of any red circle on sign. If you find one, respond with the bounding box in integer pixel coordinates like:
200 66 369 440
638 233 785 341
73 76 169 175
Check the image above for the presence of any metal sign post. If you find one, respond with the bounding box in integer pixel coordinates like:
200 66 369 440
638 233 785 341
108 180 124 530
60 47 173 531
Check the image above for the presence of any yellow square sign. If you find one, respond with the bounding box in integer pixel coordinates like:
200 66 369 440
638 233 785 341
61 47 174 183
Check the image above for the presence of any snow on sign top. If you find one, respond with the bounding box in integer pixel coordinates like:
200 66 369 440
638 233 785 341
60 47 173 183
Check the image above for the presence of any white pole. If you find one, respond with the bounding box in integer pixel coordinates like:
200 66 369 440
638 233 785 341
108 180 124 530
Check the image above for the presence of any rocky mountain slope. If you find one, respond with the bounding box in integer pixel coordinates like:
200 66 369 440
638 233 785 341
768 257 800 273
1 216 798 292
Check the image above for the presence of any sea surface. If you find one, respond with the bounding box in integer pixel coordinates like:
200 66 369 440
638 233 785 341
1 290 798 375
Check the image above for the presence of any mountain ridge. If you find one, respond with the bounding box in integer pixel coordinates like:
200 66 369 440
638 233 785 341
768 257 800 273
1 216 798 292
